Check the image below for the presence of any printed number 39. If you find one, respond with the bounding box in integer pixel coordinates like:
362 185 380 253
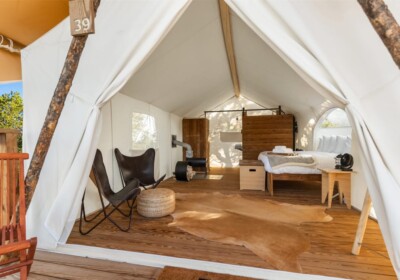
74 18 91 32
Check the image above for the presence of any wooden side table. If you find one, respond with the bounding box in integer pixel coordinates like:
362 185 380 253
319 168 353 209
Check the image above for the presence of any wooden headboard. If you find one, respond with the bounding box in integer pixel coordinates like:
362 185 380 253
242 113 294 160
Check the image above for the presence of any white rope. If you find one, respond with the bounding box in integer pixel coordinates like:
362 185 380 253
0 35 21 53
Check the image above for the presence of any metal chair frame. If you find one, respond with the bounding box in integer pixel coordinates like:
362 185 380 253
79 150 140 235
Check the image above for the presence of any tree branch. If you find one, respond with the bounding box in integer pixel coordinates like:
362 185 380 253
25 0 101 209
358 0 400 68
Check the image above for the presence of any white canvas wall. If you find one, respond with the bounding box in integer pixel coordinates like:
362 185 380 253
111 93 182 188
295 114 316 151
83 93 182 215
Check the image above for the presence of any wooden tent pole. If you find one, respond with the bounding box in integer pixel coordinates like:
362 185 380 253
358 0 400 68
352 190 372 255
24 0 101 209
218 0 240 97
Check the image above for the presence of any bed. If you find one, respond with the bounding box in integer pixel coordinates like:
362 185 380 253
258 136 351 196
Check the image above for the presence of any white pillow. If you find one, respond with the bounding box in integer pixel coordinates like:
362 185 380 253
317 136 329 152
343 136 352 154
326 136 338 153
334 135 347 154
316 137 324 151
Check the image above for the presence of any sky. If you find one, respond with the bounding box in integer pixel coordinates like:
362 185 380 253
0 81 23 95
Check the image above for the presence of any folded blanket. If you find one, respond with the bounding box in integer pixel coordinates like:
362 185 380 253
272 146 293 154
266 154 316 169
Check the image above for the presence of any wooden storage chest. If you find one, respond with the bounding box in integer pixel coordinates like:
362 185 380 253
239 160 265 191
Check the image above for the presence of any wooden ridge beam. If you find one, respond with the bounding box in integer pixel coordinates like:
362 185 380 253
218 0 240 97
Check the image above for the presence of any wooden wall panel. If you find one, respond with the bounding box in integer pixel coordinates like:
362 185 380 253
182 118 209 162
242 114 294 160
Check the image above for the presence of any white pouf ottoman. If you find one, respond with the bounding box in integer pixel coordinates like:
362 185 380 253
137 188 175 218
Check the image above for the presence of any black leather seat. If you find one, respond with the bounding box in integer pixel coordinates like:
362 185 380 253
79 149 140 235
114 148 166 189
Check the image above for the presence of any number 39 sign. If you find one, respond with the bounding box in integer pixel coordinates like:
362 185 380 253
69 0 95 36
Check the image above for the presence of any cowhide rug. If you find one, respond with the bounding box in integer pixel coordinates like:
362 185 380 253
168 192 332 272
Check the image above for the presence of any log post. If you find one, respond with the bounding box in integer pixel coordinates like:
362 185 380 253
358 0 400 68
24 0 101 209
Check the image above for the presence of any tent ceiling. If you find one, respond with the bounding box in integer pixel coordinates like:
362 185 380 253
231 13 326 115
121 0 329 118
121 0 233 117
0 0 68 82
1 0 333 117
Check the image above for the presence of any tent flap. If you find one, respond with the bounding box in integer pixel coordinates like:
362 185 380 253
23 0 191 248
225 0 400 276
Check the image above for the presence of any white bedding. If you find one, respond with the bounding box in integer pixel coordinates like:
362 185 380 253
258 151 336 174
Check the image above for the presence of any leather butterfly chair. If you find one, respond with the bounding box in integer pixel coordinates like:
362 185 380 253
114 148 166 190
79 149 141 235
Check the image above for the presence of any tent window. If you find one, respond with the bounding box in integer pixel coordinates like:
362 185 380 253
314 108 352 151
131 112 158 150
320 108 350 128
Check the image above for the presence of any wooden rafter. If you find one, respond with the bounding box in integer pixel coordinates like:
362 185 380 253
358 0 400 68
218 0 240 97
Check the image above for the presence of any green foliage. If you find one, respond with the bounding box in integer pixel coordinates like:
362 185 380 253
0 91 23 151
321 119 338 128
0 91 23 129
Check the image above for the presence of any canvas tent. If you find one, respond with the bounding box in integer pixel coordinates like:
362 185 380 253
22 0 400 277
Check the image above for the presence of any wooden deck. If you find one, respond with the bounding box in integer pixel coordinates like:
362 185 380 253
68 168 396 280
30 251 161 279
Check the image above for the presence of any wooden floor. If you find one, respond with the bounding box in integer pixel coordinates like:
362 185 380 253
30 251 161 279
68 168 396 280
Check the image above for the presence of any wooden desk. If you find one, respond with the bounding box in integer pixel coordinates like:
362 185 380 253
319 168 353 209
